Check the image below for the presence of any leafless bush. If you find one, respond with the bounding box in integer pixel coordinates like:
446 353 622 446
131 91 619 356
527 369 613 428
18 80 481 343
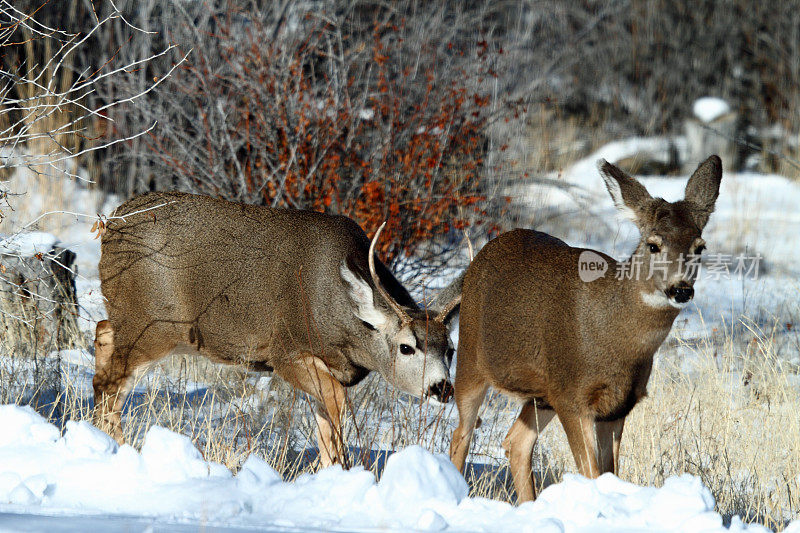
0 0 182 221
510 1 800 149
111 0 532 271
0 1 181 383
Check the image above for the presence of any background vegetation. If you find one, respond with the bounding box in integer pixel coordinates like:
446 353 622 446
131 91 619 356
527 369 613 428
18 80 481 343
6 0 800 248
2 1 800 530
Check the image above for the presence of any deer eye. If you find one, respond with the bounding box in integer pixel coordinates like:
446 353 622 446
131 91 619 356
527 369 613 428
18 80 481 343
399 343 415 355
648 243 660 253
694 244 706 255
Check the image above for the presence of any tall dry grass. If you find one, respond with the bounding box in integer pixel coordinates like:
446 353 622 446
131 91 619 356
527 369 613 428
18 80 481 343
1 290 798 530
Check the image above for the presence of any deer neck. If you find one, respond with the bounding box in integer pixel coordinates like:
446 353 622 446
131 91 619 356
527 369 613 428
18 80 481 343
601 256 682 356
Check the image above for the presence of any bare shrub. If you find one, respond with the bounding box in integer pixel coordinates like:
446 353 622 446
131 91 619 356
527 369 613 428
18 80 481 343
120 1 525 266
0 0 182 226
0 1 181 411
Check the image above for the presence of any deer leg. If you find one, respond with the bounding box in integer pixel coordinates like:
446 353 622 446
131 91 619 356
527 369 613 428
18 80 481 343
312 409 341 468
279 353 348 468
449 377 488 473
502 401 555 503
92 320 175 444
595 417 625 475
93 321 127 442
559 412 601 478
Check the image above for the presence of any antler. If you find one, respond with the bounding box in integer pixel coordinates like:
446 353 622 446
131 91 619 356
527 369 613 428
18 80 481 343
462 228 474 261
369 222 412 324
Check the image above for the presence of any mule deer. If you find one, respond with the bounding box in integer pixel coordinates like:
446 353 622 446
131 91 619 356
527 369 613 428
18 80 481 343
449 156 722 502
94 192 462 466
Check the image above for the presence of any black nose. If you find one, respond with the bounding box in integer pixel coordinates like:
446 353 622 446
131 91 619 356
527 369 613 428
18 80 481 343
666 284 694 303
427 380 454 403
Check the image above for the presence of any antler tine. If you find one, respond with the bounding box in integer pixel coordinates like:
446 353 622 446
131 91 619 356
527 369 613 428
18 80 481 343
462 228 474 261
369 222 412 324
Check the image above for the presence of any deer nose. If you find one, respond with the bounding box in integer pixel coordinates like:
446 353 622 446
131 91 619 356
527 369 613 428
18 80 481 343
427 380 454 403
666 284 694 303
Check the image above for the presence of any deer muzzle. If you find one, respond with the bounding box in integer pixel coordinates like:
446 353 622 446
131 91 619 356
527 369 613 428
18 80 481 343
426 379 454 403
666 283 694 304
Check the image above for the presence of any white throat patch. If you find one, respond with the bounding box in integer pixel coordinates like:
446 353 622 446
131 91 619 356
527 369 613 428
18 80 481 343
640 289 687 309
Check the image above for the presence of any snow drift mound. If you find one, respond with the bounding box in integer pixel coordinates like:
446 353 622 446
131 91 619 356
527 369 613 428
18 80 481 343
0 404 788 532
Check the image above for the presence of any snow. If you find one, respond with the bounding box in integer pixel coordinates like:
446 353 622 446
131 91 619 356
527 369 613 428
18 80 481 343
0 405 786 532
693 97 732 123
0 231 59 257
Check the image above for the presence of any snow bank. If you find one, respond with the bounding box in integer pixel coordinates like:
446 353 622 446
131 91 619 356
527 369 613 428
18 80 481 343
693 97 732 123
0 405 784 532
0 231 59 256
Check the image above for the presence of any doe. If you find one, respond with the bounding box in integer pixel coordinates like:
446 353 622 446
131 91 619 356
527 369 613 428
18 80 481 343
449 156 722 501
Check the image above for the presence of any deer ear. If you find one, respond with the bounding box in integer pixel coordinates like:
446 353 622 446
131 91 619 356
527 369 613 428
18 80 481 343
598 159 653 223
684 155 722 229
340 263 388 330
428 271 464 326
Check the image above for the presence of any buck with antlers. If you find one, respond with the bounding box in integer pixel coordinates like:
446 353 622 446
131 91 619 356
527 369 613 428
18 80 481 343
449 156 722 501
93 192 462 466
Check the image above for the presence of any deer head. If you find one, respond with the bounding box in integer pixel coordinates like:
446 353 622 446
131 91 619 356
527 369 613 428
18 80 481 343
599 155 722 308
340 222 458 402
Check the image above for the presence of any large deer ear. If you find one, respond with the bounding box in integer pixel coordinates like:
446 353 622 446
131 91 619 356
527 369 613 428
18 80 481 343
598 159 653 223
428 271 465 326
340 263 388 331
684 155 722 229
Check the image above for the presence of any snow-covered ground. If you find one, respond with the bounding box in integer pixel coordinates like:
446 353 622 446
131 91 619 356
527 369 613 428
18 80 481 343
0 404 790 533
2 138 799 531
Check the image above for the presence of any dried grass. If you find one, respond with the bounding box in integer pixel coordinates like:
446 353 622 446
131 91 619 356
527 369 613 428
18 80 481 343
1 298 798 530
